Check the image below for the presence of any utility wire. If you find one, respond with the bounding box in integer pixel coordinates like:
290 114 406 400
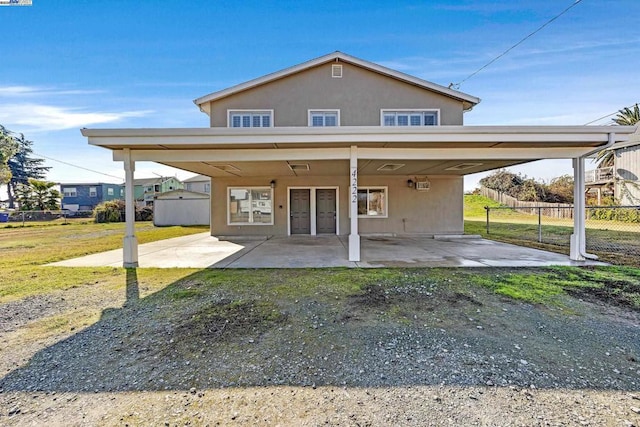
583 102 639 125
449 0 584 89
32 151 124 181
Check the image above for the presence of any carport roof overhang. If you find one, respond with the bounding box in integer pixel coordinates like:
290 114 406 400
82 125 637 176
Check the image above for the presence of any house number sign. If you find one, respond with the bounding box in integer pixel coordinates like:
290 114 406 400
351 167 358 204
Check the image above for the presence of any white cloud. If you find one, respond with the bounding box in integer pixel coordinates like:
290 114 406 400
0 85 105 97
0 103 154 131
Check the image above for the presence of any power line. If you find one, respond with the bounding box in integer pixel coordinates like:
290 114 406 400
2 126 124 182
449 0 584 89
32 151 124 181
583 102 639 125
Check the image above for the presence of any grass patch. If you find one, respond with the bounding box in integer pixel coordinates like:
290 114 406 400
0 222 206 302
176 299 286 342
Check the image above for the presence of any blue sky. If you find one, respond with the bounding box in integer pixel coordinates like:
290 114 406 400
1 0 639 189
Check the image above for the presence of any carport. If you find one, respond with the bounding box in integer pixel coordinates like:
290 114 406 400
81 125 636 267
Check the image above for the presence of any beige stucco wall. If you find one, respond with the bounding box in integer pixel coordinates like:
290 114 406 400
210 175 463 237
207 62 465 127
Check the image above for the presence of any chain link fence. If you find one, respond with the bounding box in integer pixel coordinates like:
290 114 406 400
0 210 94 227
483 205 640 261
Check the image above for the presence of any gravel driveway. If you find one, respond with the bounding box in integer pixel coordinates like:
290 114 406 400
1 268 639 426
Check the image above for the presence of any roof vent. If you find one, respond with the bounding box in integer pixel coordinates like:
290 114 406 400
288 163 310 171
445 163 483 171
377 163 405 171
332 64 343 78
210 164 241 172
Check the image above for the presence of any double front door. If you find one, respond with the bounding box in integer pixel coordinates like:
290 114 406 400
290 189 336 235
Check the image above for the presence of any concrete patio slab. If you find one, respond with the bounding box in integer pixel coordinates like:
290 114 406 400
48 232 605 269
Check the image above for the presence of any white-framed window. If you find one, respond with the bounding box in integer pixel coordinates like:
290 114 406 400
89 187 97 197
308 110 339 127
185 183 192 191
381 109 439 127
204 183 210 193
228 110 273 128
357 187 387 218
63 187 77 198
107 188 114 196
228 187 273 225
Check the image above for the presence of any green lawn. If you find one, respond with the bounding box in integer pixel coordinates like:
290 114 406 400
0 222 207 302
464 194 640 266
1 220 639 311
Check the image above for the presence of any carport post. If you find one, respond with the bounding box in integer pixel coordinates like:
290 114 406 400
348 145 360 262
570 156 585 261
123 148 139 267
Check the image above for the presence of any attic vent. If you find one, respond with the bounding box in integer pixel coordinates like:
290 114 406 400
288 163 310 171
445 163 483 171
377 163 405 171
332 64 343 78
210 164 241 172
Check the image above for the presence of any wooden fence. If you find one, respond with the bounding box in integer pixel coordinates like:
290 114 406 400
479 187 574 219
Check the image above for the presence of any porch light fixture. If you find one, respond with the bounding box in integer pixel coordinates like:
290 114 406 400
407 179 415 188
270 180 276 189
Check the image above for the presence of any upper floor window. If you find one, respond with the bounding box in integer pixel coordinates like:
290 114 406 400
63 187 77 198
107 188 114 196
381 110 439 127
89 187 97 197
204 183 211 193
309 110 339 127
228 110 273 128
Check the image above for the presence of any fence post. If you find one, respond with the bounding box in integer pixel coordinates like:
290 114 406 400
538 207 542 243
485 206 490 234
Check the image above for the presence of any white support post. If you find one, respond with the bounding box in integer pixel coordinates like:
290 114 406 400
348 145 360 262
123 148 139 267
570 157 585 261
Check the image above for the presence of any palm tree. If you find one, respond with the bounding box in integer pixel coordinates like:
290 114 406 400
612 103 640 126
596 103 640 167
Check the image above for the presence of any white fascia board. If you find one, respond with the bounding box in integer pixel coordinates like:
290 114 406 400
84 125 636 149
113 147 351 162
114 146 600 163
192 52 480 109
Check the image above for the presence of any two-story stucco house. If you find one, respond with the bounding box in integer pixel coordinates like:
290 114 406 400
81 52 636 267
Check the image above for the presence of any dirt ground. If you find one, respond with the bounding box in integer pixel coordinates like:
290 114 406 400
1 268 639 426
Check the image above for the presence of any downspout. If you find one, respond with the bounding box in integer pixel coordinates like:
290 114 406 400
577 132 616 260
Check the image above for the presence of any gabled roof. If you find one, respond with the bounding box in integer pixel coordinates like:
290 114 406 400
193 51 480 114
183 174 211 183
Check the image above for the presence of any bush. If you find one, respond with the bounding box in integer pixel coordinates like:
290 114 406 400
94 200 124 223
93 200 154 223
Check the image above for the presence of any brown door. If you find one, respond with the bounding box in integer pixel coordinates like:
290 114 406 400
290 189 311 234
316 189 336 234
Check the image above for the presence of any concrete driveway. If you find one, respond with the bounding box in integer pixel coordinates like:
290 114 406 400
49 232 603 269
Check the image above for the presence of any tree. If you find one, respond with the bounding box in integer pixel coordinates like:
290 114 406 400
596 104 640 167
16 178 60 210
0 125 18 186
613 103 640 126
545 175 573 203
479 170 524 198
5 130 50 208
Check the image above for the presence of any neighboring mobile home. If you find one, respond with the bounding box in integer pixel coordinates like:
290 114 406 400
81 52 636 266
